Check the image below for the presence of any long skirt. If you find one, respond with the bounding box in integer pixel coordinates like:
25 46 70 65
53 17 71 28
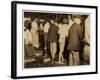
31 30 39 48
24 44 35 59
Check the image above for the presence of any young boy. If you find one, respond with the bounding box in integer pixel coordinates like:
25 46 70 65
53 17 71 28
67 15 83 66
48 20 59 63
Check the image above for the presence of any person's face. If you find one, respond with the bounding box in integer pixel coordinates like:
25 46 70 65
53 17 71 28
46 22 49 24
34 18 38 22
63 18 68 24
68 15 71 19
73 18 81 24
40 23 43 26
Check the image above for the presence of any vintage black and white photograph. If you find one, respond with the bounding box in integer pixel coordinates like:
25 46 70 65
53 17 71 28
24 12 90 68
11 1 97 79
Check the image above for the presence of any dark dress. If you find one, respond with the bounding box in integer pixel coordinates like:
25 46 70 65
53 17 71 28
67 23 82 51
48 24 59 42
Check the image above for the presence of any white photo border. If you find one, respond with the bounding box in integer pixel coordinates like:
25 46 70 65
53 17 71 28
11 1 98 79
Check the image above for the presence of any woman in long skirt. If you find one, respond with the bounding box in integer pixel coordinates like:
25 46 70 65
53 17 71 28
31 18 39 49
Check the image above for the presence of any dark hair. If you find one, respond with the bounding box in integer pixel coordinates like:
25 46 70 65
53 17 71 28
24 21 31 31
62 18 69 24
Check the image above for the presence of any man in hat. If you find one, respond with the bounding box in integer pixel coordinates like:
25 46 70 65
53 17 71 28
67 15 83 66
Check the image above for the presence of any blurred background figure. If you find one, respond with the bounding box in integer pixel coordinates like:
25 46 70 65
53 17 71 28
43 21 50 58
31 18 39 51
67 15 83 66
38 23 44 49
38 22 44 56
83 15 90 65
24 21 33 59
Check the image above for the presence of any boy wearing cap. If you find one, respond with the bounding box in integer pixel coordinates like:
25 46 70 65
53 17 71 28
67 15 83 66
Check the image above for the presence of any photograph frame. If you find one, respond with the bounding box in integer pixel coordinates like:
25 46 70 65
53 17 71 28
11 1 98 79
